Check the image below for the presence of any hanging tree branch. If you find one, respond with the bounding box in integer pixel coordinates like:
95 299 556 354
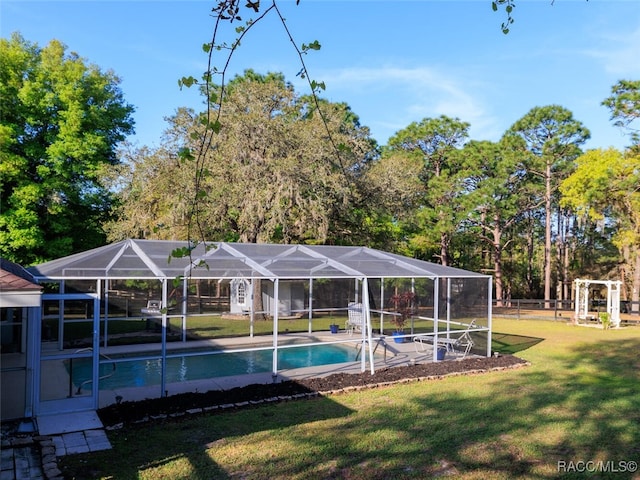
271 2 349 176
176 0 527 257
178 0 352 254
178 1 276 251
492 0 517 34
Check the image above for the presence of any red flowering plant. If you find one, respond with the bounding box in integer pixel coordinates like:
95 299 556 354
389 291 416 333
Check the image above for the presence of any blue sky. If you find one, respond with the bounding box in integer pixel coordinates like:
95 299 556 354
2 1 639 151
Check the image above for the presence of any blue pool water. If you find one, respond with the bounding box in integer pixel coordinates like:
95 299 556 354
68 344 359 390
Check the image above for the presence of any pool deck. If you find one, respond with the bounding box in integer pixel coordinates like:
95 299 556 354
96 330 470 408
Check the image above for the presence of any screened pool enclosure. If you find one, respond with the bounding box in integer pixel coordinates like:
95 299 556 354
27 239 492 414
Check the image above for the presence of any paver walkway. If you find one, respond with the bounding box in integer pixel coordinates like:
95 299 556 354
1 427 111 480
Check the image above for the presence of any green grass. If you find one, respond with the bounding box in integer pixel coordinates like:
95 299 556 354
57 314 450 346
59 319 640 479
52 315 350 346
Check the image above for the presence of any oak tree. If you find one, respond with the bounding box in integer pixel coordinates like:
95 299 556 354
107 71 375 245
0 33 134 264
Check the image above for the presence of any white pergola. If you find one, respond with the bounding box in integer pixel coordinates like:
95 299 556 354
574 278 622 328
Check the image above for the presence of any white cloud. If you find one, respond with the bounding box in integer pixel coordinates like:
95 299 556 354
311 65 502 143
587 25 640 76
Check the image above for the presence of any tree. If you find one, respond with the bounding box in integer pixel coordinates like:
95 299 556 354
0 33 134 264
177 0 532 249
107 71 375 245
505 105 590 306
360 150 424 253
385 116 470 265
101 139 197 242
461 140 531 304
602 80 640 148
560 148 640 313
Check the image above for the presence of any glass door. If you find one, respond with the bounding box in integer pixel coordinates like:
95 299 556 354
37 293 99 415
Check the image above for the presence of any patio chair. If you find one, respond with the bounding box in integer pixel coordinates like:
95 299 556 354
346 302 364 335
141 300 162 331
141 300 162 315
413 319 477 359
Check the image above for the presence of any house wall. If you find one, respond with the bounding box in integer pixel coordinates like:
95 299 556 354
261 281 305 316
262 281 289 315
1 359 26 420
231 280 306 316
1 307 29 420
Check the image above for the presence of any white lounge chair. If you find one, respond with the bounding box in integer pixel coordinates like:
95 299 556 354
141 300 163 332
346 302 364 335
414 319 477 359
141 300 162 315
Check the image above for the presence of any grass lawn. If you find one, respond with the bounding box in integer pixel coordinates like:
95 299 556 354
59 318 640 479
62 314 448 346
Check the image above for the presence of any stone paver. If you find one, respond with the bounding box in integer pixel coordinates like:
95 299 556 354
1 428 111 480
60 432 86 448
0 444 44 480
50 436 65 456
84 429 112 452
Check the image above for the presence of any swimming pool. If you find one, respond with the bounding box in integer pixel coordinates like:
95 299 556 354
68 344 360 390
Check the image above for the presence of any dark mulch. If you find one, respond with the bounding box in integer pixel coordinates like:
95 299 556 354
98 354 528 427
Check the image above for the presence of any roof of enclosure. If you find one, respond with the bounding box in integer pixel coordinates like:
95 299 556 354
27 239 490 281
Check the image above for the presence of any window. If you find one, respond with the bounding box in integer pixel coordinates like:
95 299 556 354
1 307 24 354
237 282 246 306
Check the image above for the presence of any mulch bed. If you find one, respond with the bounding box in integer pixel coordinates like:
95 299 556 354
98 354 528 427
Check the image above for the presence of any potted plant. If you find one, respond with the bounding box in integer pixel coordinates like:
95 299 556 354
599 312 611 330
389 291 416 343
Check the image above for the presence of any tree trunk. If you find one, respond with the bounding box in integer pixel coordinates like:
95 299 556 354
440 231 449 266
563 215 573 307
493 222 504 308
252 279 267 320
544 161 553 309
633 251 640 315
556 212 564 306
526 215 536 296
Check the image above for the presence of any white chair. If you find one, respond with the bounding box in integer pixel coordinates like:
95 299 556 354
346 302 364 335
141 300 163 331
141 300 162 315
414 319 477 359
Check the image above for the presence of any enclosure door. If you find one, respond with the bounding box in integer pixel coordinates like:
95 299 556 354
37 294 99 415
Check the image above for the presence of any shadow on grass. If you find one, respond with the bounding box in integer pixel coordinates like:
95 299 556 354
490 331 545 354
311 336 640 479
62 392 355 479
60 333 640 479
468 330 544 356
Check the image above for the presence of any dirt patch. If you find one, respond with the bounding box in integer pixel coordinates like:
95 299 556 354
98 354 528 427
